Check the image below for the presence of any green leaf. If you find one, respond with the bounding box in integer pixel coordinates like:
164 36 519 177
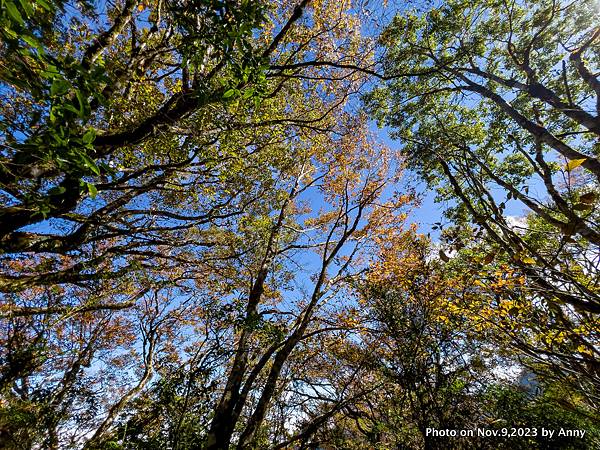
3 28 17 39
86 182 98 198
223 89 236 99
80 153 100 175
75 90 88 117
21 34 40 48
35 0 53 11
17 0 34 17
63 104 80 115
5 1 24 25
82 129 96 144
41 65 59 78
32 204 51 219
48 186 66 195
50 78 70 97
91 90 108 106
573 203 593 212
99 161 116 176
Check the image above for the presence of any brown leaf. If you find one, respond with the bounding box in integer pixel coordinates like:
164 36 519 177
439 249 450 262
579 191 597 205
483 252 495 265
573 203 593 211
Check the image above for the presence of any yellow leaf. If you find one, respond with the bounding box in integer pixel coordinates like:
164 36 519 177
577 345 593 355
521 256 536 265
565 158 586 171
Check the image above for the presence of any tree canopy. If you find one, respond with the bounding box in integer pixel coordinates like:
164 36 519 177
368 0 600 406
1 0 599 448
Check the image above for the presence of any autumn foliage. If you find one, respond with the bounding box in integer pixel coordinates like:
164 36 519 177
1 0 600 449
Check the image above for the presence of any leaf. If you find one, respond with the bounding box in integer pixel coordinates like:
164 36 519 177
86 182 98 198
223 89 236 99
92 91 108 106
17 0 34 17
573 203 592 211
61 103 77 114
521 256 536 265
50 78 70 97
21 34 40 48
48 186 66 195
5 1 24 25
82 129 96 144
3 28 17 39
80 153 100 175
565 158 586 171
35 0 52 11
75 90 88 117
40 64 58 79
482 252 495 265
439 249 450 262
579 191 597 205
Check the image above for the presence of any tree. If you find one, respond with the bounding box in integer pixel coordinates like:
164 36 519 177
367 0 600 403
6 0 599 447
307 235 600 449
480 382 600 449
0 0 373 292
306 233 492 449
92 114 413 449
0 0 387 447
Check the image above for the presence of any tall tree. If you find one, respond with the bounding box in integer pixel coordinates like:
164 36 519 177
308 235 600 449
85 114 414 449
367 0 600 402
0 0 387 447
0 0 372 292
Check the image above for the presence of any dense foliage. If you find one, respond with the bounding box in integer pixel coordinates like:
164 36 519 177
368 0 600 409
1 0 599 448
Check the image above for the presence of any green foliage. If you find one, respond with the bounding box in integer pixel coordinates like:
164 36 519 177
0 0 111 221
482 384 600 449
2 0 599 449
0 0 271 222
367 0 600 405
0 399 40 449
